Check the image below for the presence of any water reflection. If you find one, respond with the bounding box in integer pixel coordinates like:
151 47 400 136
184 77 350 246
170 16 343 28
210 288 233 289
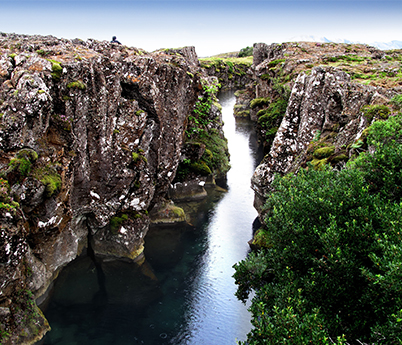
42 91 261 345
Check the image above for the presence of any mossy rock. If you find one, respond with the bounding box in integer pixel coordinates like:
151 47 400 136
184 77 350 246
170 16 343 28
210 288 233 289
190 161 212 176
40 174 62 197
330 154 349 164
310 158 328 170
362 104 390 122
48 60 62 80
8 149 38 177
32 164 62 197
235 110 250 118
110 213 129 234
67 80 86 90
313 146 335 159
250 97 270 109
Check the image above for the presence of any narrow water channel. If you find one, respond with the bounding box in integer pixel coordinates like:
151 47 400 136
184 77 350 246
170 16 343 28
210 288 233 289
42 91 262 345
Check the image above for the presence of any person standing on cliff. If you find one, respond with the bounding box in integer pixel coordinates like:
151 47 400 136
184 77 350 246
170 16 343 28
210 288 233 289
111 36 122 44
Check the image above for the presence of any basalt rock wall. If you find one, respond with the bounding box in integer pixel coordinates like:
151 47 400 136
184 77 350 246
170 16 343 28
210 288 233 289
248 42 402 220
0 33 213 344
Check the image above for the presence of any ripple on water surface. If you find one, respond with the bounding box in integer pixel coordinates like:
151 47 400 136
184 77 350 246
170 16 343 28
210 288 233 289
42 92 261 345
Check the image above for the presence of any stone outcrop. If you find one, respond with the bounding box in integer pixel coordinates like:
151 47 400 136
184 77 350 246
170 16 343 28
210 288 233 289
0 33 228 344
199 57 253 91
246 42 402 219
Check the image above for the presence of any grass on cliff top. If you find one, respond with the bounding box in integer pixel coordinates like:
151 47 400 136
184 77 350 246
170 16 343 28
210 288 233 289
199 56 253 67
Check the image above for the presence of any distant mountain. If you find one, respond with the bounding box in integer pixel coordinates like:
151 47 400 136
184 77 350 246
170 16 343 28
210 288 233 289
371 40 402 50
288 35 402 50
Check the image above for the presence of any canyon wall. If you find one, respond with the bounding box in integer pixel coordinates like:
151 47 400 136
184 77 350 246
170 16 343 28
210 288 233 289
234 42 402 219
0 33 228 344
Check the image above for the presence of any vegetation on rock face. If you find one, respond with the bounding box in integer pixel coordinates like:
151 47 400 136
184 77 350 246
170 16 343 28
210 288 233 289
48 59 62 80
67 80 86 90
0 178 19 211
8 149 38 177
32 165 62 197
233 113 402 344
176 78 229 182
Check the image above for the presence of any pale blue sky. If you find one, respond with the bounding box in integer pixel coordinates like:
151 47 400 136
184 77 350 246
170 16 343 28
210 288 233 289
1 0 401 56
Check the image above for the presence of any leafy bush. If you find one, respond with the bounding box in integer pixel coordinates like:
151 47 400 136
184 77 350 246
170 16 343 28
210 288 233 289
238 46 253 58
234 114 402 344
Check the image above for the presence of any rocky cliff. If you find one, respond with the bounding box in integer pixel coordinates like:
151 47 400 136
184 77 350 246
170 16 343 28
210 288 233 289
199 56 253 91
0 33 229 344
241 42 402 219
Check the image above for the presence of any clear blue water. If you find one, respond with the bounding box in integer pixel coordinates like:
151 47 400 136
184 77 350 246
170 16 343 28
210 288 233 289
41 92 262 345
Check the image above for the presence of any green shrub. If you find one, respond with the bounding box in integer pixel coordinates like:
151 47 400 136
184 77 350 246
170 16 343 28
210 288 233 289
234 114 402 343
238 46 253 58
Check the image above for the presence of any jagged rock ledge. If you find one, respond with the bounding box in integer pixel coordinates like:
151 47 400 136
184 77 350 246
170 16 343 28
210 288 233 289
0 33 229 344
239 42 402 223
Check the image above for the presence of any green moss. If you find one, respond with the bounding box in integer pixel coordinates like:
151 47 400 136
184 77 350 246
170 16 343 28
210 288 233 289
38 89 45 94
8 149 38 177
132 151 147 164
0 178 20 211
32 163 62 197
9 53 17 59
135 110 145 116
113 129 119 134
62 95 71 101
330 154 349 164
110 213 129 234
390 94 402 110
67 80 86 90
234 90 246 97
213 101 222 112
48 60 62 80
362 104 390 122
250 97 270 109
132 152 140 162
235 110 250 117
190 161 212 176
40 174 62 197
310 158 328 170
267 59 286 69
36 49 47 56
313 146 335 159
